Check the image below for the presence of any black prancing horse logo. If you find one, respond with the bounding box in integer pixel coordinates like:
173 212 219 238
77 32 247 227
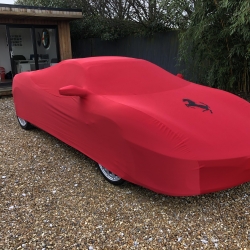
183 99 213 114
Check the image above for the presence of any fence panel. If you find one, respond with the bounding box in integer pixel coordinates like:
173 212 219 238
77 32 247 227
71 31 182 75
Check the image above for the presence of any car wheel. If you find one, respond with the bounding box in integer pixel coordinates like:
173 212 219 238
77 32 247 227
17 116 33 130
98 164 124 185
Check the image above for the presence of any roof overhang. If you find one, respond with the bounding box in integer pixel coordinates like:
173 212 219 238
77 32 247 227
0 4 82 21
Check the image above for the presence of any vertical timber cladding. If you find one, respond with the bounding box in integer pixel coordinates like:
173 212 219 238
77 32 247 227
58 21 72 60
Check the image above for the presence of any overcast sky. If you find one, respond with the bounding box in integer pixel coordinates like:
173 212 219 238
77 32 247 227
0 0 15 4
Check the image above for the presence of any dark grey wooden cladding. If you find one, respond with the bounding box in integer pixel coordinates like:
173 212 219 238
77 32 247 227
71 31 182 75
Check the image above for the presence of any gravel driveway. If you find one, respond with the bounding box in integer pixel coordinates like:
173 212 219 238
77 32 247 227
1 96 250 249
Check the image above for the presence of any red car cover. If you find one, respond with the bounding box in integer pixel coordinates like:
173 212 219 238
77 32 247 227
13 57 250 196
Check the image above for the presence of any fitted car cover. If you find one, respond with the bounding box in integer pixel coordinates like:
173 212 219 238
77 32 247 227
13 57 250 196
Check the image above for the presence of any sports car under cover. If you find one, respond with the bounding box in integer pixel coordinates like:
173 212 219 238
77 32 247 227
13 57 250 196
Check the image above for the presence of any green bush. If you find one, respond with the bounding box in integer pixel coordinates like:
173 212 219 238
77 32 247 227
179 0 250 93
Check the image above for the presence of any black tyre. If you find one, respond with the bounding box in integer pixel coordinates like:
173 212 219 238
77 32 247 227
17 116 33 130
98 163 124 185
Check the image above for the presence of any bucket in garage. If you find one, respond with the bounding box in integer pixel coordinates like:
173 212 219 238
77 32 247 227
0 67 5 81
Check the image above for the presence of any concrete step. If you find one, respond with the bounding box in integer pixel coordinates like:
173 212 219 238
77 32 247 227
0 87 12 96
0 80 13 96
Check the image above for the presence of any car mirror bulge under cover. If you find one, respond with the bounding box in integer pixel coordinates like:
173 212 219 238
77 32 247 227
59 85 89 98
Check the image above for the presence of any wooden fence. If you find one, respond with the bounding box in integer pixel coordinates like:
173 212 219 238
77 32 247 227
71 31 183 75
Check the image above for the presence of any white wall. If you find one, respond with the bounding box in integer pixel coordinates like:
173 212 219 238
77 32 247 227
0 25 12 73
10 27 34 60
10 27 58 61
0 26 58 74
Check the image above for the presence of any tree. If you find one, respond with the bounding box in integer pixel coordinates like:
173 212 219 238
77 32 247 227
14 0 171 39
160 0 197 29
228 0 250 92
78 0 170 37
178 0 250 93
129 0 164 32
14 0 72 8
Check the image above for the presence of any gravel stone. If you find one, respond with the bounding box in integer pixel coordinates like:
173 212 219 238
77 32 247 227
1 96 250 249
